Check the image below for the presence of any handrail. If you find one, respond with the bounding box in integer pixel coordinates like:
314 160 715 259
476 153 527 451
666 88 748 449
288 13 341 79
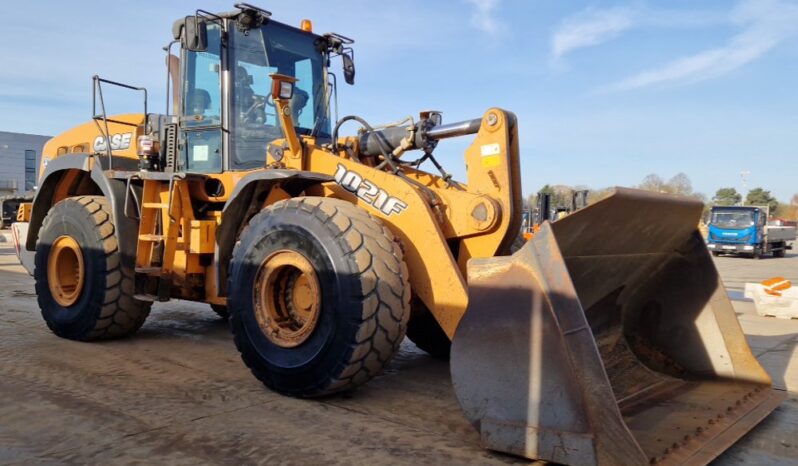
91 75 149 170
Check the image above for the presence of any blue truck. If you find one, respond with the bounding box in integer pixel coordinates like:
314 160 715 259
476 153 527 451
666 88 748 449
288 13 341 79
706 205 796 258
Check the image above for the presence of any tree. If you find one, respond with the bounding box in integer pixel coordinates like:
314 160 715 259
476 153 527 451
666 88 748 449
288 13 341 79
745 187 779 213
638 174 667 193
534 184 573 209
525 193 535 210
774 193 798 220
538 184 554 196
637 173 704 200
667 173 693 196
587 188 613 204
712 187 741 206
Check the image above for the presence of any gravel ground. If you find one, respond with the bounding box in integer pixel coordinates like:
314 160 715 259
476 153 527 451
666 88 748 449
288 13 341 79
0 239 795 465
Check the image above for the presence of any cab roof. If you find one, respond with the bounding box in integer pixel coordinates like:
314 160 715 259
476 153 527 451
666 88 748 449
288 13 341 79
171 7 321 42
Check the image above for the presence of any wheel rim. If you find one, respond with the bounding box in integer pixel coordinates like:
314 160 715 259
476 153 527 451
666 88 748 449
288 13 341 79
47 235 85 307
253 250 321 348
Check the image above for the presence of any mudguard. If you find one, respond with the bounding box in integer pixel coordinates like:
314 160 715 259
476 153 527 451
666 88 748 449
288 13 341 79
215 169 333 295
26 154 138 270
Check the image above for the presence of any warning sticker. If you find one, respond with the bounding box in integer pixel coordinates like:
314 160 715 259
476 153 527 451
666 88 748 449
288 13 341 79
480 143 501 167
193 145 209 162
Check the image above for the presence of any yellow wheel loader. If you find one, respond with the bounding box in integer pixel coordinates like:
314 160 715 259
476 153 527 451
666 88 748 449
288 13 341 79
17 4 784 464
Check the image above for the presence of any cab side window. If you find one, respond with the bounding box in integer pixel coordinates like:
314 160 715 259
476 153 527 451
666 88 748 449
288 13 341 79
182 23 222 172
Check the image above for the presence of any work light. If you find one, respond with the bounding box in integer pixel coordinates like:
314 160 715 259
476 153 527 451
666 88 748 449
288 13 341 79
270 74 296 101
279 81 294 100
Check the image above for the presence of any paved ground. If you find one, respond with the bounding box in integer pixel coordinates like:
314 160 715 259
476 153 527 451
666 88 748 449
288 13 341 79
711 244 798 465
0 237 796 465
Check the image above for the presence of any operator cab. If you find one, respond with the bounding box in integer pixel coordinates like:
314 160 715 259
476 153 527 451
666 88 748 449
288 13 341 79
169 4 354 174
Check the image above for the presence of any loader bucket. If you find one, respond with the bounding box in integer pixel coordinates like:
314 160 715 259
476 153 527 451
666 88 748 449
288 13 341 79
451 188 785 466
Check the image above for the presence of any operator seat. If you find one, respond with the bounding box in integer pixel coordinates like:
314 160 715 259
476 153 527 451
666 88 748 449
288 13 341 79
186 89 212 122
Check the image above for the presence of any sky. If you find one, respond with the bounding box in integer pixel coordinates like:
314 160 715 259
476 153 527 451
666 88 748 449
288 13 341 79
0 0 796 201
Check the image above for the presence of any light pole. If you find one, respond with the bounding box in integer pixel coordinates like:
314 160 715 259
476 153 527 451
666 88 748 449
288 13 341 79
740 170 750 205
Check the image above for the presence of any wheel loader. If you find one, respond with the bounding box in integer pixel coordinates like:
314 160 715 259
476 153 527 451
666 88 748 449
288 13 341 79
16 4 785 464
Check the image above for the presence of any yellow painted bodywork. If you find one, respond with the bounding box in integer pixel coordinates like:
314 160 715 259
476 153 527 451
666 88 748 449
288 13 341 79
41 113 145 172
189 220 217 254
41 107 520 337
269 100 519 336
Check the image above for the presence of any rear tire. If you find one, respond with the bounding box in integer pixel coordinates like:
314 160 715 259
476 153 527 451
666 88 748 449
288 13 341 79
228 197 410 397
34 196 151 340
774 243 786 258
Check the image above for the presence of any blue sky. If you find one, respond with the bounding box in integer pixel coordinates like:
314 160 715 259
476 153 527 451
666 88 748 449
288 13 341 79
1 0 796 201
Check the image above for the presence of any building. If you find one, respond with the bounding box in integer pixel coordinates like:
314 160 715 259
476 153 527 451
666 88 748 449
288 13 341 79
0 131 51 195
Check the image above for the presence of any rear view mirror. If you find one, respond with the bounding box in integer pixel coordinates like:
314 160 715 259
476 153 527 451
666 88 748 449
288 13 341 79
184 17 208 52
342 52 355 85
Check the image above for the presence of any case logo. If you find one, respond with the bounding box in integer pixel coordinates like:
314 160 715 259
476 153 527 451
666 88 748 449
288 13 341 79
334 164 408 216
93 132 133 152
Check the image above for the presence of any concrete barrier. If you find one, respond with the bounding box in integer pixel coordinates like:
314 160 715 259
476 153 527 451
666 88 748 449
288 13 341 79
745 282 798 319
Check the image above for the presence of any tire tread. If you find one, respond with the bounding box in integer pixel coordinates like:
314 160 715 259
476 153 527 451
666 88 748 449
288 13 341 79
36 196 151 340
230 196 410 396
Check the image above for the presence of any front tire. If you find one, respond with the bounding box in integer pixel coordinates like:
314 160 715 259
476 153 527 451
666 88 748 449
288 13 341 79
210 304 229 319
34 196 151 340
228 197 410 397
406 234 527 359
406 303 451 359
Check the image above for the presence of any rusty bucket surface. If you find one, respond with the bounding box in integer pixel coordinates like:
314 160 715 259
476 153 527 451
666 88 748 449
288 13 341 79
451 188 785 466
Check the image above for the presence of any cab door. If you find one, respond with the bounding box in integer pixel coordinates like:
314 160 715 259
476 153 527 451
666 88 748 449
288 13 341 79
181 22 224 173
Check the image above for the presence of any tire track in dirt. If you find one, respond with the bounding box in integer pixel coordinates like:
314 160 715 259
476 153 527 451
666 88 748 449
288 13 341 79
0 245 527 465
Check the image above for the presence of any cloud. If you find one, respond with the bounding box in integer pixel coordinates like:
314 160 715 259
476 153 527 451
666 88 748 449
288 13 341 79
607 0 798 91
551 6 637 60
465 0 502 34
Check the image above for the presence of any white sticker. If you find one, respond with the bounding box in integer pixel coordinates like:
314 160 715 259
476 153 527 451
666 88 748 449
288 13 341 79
193 145 209 161
480 143 501 157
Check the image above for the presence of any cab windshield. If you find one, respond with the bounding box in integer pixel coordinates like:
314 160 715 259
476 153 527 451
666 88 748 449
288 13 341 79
711 209 755 229
230 21 331 169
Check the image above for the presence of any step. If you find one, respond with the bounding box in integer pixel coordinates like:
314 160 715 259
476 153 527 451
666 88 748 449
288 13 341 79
138 234 164 242
135 266 162 275
133 293 157 302
142 202 169 209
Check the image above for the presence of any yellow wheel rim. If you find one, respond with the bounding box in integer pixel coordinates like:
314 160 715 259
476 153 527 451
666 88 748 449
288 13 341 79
253 250 322 348
47 235 85 307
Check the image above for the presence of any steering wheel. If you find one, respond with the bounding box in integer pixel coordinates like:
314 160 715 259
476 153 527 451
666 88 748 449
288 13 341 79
242 97 266 121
